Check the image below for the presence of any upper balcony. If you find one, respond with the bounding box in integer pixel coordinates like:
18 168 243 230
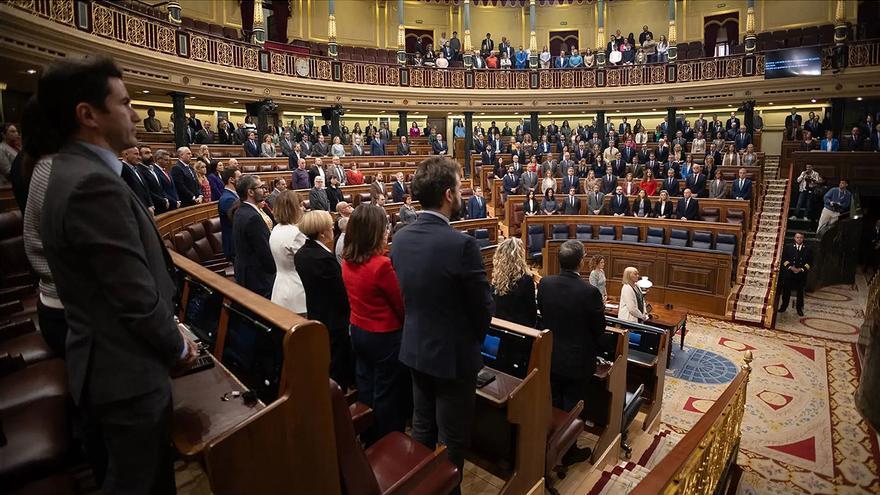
3 0 880 112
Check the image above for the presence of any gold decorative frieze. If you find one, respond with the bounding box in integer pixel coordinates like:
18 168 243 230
386 67 400 86
582 71 595 88
317 60 332 80
607 68 621 87
158 26 176 53
701 61 717 80
364 64 378 85
726 57 742 78
678 63 693 82
191 36 208 61
271 53 286 74
126 17 146 46
475 71 488 89
627 67 643 86
218 43 234 66
451 70 464 89
93 4 114 37
342 63 356 83
411 69 424 87
243 48 259 71
496 71 509 90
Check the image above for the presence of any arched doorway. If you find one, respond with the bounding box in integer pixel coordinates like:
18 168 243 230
704 12 739 57
549 30 579 56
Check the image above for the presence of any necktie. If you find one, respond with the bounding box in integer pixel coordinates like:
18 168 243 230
740 179 744 190
686 199 690 209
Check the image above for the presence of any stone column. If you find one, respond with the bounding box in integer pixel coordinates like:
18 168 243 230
464 112 474 178
744 0 757 54
328 0 338 59
528 0 538 69
831 98 846 139
252 0 265 45
529 112 539 142
169 92 188 149
398 110 408 138
596 110 606 142
595 0 606 66
397 0 406 65
667 107 677 139
666 0 677 63
463 0 473 69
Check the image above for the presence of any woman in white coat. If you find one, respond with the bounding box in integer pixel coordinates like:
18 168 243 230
269 191 308 314
618 266 650 323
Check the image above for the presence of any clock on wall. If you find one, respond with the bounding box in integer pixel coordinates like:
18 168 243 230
295 58 309 77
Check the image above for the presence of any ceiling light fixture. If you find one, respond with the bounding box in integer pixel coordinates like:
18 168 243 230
141 90 150 94
188 96 196 99
857 97 864 101
810 98 817 103
768 102 774 105
651 108 656 111
232 100 239 104
26 69 37 75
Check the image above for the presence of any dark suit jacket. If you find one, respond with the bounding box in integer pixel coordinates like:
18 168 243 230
480 149 496 166
537 271 605 378
734 132 752 150
685 173 708 197
503 174 521 195
661 177 680 196
653 200 675 218
294 239 350 332
676 197 700 220
467 195 488 219
432 140 449 154
41 142 183 406
218 188 238 260
493 274 536 328
392 181 408 203
609 193 630 215
561 195 580 215
232 203 276 298
601 174 618 194
845 134 866 151
309 187 330 211
731 178 753 200
171 161 200 206
121 161 153 210
137 163 168 213
370 140 386 156
153 164 179 209
396 143 411 156
562 175 580 194
392 213 492 379
244 139 260 157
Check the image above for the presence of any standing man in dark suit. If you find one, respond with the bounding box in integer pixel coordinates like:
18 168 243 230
562 187 580 214
731 167 753 200
685 164 707 198
784 108 802 132
392 157 493 489
600 166 618 194
778 232 812 316
152 149 180 211
725 111 740 132
119 146 154 213
137 145 169 214
676 188 700 220
396 135 412 155
661 167 680 197
218 166 241 261
392 172 408 203
480 147 496 168
734 126 752 151
370 131 386 156
195 120 214 144
466 186 488 219
232 174 276 298
38 58 197 494
538 240 605 460
171 146 203 206
480 33 494 57
432 133 449 155
845 126 866 151
243 131 260 157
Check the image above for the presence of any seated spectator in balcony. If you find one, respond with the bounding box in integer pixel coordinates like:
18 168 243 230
423 45 436 66
436 51 450 68
243 131 260 157
661 167 680 197
330 136 345 157
541 188 559 215
486 50 499 69
142 107 162 132
397 194 418 225
709 169 727 199
523 189 540 216
471 49 486 69
432 133 448 155
309 176 330 211
676 188 700 221
686 164 707 198
467 186 488 219
622 172 639 196
652 190 673 218
584 48 596 68
632 189 652 218
799 130 817 151
621 41 635 65
635 47 647 65
411 52 424 66
731 168 752 200
515 46 529 69
295 210 352 389
609 186 630 216
845 126 866 151
313 134 331 157
499 51 512 69
538 45 552 69
818 178 851 232
396 135 412 156
369 131 386 156
820 130 839 152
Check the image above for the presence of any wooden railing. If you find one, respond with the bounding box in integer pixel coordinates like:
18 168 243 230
12 0 880 91
631 352 753 495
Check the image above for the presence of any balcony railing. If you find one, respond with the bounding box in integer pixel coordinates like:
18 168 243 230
10 0 880 91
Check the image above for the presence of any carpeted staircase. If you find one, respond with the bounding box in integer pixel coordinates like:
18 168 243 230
730 156 789 326
585 428 684 494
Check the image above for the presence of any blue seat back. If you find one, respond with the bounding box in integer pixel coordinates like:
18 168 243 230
622 226 639 242
693 231 712 249
527 224 546 257
552 224 569 240
715 233 737 254
598 225 615 240
646 227 664 244
669 228 689 247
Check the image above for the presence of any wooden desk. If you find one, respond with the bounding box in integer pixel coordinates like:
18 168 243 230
585 328 627 465
477 368 523 407
172 357 264 458
604 301 687 365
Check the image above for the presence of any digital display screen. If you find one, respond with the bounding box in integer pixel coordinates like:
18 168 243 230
764 47 822 79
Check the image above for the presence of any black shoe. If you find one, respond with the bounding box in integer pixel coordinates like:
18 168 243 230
561 446 592 466
778 306 787 313
797 309 804 316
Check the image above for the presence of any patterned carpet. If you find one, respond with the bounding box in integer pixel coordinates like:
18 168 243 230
774 277 868 344
660 312 879 495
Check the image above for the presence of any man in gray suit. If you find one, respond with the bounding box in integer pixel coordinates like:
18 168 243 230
38 58 197 494
351 136 365 156
520 164 539 193
279 130 296 157
328 156 347 186
587 181 606 215
310 176 331 211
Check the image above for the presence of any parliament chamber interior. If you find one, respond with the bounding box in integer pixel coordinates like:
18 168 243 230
1 0 880 494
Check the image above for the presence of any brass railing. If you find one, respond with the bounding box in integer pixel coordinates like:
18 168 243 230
10 0 880 90
631 351 753 495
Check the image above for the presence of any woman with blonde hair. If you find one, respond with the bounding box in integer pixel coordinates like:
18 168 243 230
269 191 307 314
618 266 650 322
491 238 537 327
193 160 212 202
